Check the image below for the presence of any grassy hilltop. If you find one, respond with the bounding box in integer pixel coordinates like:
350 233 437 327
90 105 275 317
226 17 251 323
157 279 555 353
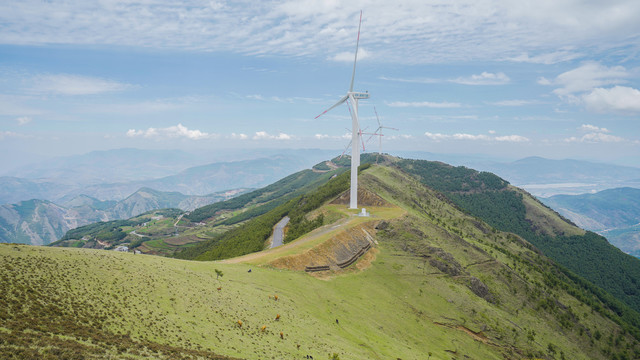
3 158 640 359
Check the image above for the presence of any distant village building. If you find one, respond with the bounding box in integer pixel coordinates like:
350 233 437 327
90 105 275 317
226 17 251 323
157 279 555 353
114 245 129 252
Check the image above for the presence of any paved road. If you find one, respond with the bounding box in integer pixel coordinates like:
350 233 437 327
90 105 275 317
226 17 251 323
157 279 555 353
271 216 290 248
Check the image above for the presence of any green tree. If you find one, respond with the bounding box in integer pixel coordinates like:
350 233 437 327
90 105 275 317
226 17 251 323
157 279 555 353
214 269 224 280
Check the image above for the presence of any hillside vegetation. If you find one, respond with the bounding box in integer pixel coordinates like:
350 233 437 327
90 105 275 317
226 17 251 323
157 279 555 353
3 160 640 359
175 166 360 261
396 158 640 320
57 166 347 256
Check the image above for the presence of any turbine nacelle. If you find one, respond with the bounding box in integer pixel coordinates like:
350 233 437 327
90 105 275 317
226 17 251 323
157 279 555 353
350 92 370 100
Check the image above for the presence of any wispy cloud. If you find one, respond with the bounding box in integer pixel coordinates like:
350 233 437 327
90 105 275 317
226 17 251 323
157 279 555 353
126 124 216 140
0 131 31 140
451 72 510 85
246 94 321 104
381 72 510 86
425 131 529 142
229 133 248 140
29 74 132 95
579 124 609 133
387 101 462 108
252 131 293 140
507 49 582 64
551 62 628 97
565 124 626 143
329 48 371 62
2 1 638 64
564 133 625 143
378 76 439 84
16 116 32 125
545 62 640 114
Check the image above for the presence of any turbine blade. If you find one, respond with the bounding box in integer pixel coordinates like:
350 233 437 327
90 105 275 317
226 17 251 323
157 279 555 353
314 94 348 119
374 106 381 127
339 140 352 160
366 128 380 143
349 10 363 93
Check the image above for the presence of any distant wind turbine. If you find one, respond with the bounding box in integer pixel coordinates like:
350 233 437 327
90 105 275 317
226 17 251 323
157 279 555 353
367 106 398 163
315 10 369 209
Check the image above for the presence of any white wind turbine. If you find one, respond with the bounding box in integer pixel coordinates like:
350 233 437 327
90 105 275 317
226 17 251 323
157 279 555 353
367 106 398 163
315 10 369 209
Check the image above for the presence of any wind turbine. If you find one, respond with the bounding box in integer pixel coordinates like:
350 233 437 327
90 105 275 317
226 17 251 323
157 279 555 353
367 106 398 163
315 10 369 209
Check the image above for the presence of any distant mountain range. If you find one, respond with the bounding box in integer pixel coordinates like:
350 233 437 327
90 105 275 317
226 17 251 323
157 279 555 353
541 187 640 258
399 152 640 197
7 148 203 185
0 148 338 204
0 187 248 245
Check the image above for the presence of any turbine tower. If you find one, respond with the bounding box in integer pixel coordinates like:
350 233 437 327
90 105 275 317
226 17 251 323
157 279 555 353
315 10 369 209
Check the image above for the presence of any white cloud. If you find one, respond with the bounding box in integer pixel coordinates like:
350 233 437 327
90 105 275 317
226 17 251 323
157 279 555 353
315 134 329 139
252 131 293 140
507 49 582 64
16 116 32 125
537 77 552 86
452 133 491 141
126 124 216 140
451 72 510 85
425 131 529 142
494 135 529 142
2 1 638 64
582 86 640 113
546 62 640 114
579 124 609 133
378 76 439 84
424 132 449 141
387 101 462 108
551 62 628 97
30 74 131 95
565 124 628 143
565 133 625 143
381 72 510 86
229 133 248 140
329 48 370 62
0 131 30 140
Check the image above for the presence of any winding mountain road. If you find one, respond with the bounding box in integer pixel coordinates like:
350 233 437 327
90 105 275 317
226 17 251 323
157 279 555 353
271 216 290 248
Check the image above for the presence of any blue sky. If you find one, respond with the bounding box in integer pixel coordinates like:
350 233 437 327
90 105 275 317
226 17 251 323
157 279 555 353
1 0 639 169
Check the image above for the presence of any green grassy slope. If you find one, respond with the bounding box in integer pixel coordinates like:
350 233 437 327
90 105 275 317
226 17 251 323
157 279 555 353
396 158 640 320
55 167 346 256
175 166 359 261
4 162 640 359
